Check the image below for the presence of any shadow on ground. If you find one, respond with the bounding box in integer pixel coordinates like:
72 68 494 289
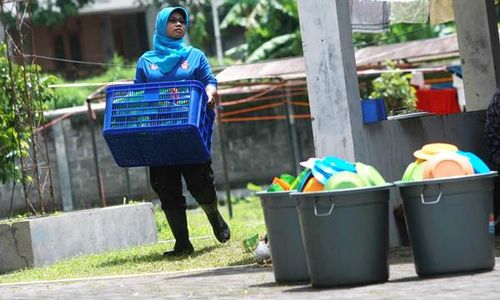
281 279 392 293
249 280 308 289
165 265 270 281
389 236 500 264
97 245 220 268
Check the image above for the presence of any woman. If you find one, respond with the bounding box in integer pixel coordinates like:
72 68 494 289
486 88 500 234
135 6 230 256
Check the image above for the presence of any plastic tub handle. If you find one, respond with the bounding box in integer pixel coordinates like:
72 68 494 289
314 197 335 217
420 191 442 205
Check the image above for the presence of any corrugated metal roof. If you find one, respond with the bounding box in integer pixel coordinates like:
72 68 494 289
355 34 458 66
216 56 306 83
216 34 460 83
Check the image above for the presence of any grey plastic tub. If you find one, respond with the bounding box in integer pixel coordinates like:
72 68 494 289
257 191 309 283
291 184 392 287
395 172 498 277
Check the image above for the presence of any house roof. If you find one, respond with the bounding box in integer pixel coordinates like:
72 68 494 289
216 33 461 84
216 56 306 83
355 34 459 66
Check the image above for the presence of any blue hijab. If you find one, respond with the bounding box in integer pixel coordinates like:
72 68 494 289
141 7 192 74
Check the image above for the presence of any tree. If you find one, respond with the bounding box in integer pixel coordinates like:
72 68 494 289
0 43 57 184
353 23 454 50
220 0 301 63
15 0 95 26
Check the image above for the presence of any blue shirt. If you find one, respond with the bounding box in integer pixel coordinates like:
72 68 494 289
134 48 217 87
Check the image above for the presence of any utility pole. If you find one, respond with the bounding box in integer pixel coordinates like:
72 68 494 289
211 0 224 66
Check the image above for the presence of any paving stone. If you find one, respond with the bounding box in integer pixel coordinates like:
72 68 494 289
1 239 498 299
1 257 499 299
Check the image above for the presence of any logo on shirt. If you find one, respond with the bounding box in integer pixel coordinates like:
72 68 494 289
150 64 159 70
181 61 189 70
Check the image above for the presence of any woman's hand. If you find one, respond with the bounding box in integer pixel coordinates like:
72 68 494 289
205 84 217 109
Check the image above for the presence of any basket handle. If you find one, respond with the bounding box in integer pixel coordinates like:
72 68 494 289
420 189 442 205
314 197 335 217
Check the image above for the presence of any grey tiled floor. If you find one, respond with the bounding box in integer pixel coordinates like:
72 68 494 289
1 249 499 299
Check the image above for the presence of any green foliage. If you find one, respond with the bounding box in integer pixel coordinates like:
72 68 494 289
221 0 301 62
353 23 454 49
48 55 135 109
0 213 29 225
0 43 58 184
246 182 263 193
207 55 234 67
23 0 95 26
370 60 417 115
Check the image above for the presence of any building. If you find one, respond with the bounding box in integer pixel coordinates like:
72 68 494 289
32 0 158 78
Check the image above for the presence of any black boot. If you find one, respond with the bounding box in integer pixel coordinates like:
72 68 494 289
163 209 194 257
201 202 230 243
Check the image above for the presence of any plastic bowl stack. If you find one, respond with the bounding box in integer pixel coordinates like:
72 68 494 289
269 156 387 192
267 174 297 192
402 143 490 182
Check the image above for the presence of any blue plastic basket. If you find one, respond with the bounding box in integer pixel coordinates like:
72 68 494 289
102 80 215 167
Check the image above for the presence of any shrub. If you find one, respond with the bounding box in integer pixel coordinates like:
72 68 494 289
370 60 417 115
0 43 58 183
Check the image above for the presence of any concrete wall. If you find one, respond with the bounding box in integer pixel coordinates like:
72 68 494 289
0 104 315 218
0 203 156 273
358 112 487 182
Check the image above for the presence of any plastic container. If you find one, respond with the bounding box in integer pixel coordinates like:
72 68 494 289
291 184 392 287
257 191 309 283
102 80 215 167
361 98 387 124
395 172 498 277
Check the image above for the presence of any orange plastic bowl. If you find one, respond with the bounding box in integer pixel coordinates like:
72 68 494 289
425 152 473 179
303 177 324 192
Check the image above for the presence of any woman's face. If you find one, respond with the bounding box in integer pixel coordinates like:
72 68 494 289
166 11 186 39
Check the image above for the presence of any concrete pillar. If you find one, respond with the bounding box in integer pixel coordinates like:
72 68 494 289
296 0 366 161
453 0 500 111
53 121 74 211
297 0 397 246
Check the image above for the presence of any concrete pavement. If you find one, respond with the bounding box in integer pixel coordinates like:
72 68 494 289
0 250 499 299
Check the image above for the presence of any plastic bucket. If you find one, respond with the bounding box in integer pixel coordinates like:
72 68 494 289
257 191 309 283
291 184 392 287
395 172 498 277
361 98 387 124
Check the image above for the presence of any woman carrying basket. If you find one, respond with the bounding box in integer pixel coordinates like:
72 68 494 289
135 6 230 256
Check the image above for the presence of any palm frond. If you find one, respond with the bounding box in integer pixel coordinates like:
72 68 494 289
246 33 296 62
224 43 249 57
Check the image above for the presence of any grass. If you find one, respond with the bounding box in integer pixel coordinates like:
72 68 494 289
0 215 28 225
0 196 266 284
